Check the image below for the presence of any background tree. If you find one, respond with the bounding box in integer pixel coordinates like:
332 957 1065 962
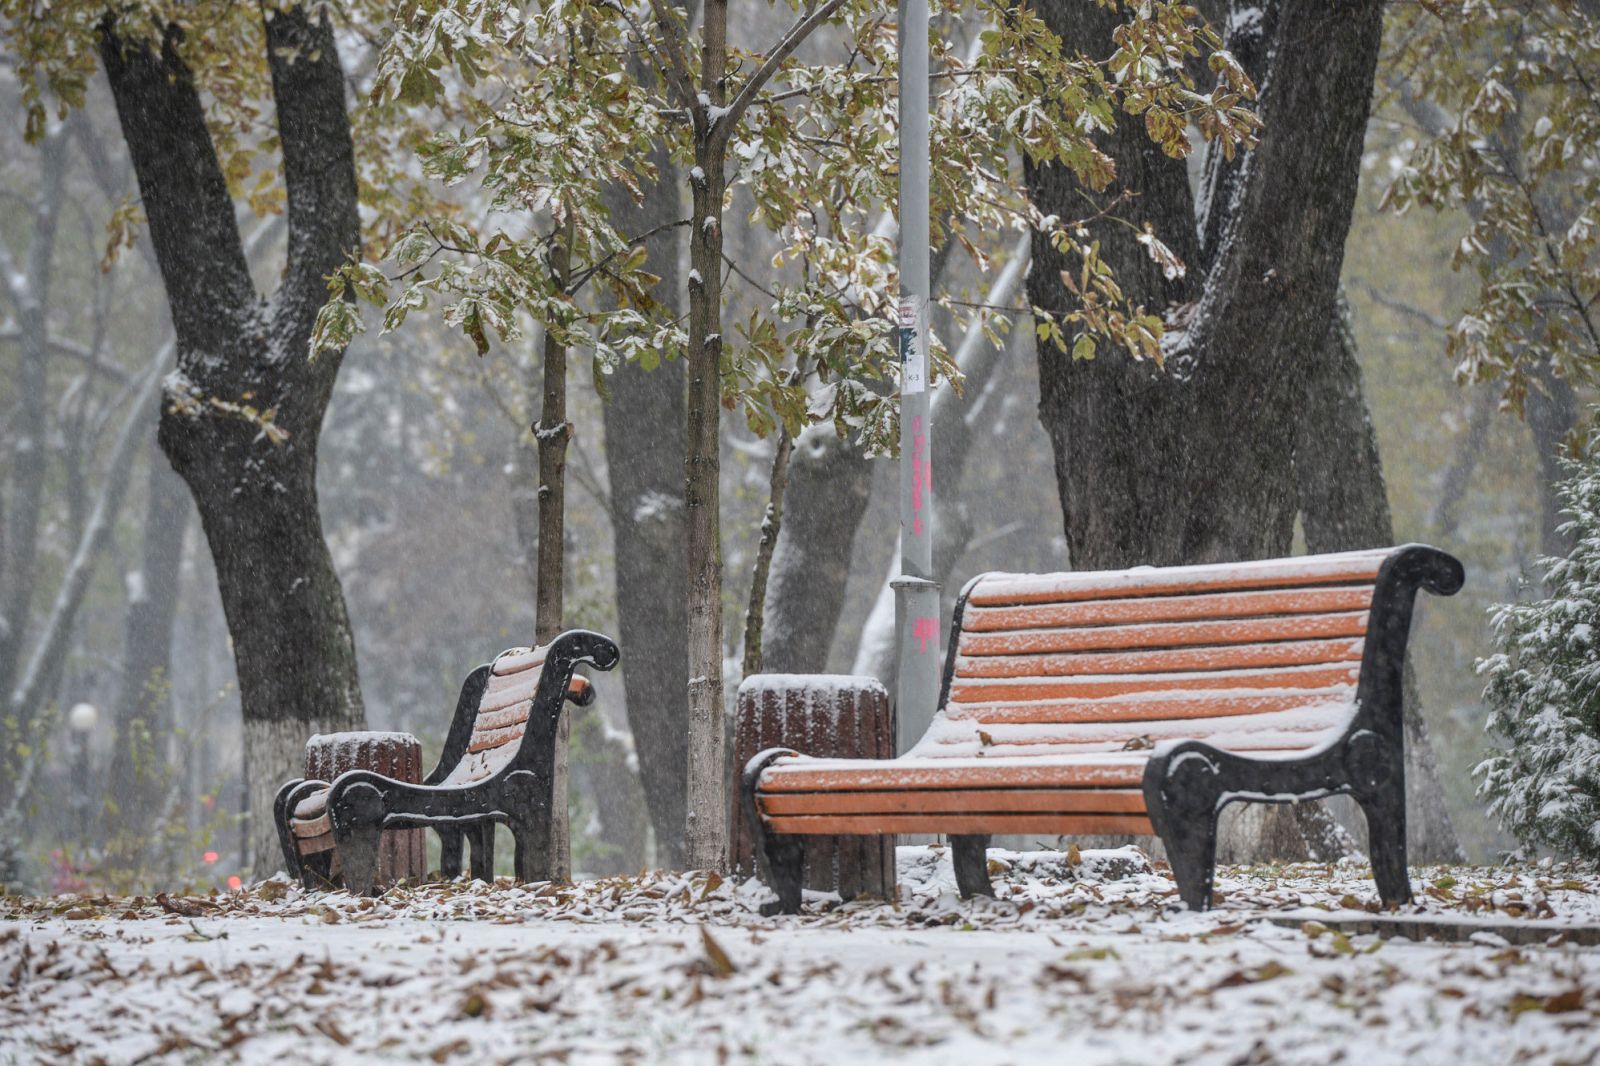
1386 1 1600 556
1022 0 1463 858
8 2 379 873
1477 445 1600 860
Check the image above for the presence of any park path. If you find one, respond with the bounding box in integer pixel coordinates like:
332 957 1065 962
5 849 1600 1064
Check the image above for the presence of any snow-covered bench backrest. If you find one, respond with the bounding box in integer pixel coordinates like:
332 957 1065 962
440 645 590 786
908 548 1397 761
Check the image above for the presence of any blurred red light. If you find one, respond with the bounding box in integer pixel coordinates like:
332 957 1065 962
203 850 219 863
227 876 243 891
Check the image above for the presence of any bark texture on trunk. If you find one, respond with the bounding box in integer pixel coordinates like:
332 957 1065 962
101 9 367 875
534 225 574 878
683 0 730 869
598 96 690 867
1026 0 1386 862
600 354 689 866
761 427 875 673
741 422 797 678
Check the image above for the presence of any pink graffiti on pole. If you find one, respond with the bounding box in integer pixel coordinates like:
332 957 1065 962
911 415 930 536
913 616 939 653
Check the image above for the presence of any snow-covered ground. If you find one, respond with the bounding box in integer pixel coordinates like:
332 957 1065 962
5 847 1600 1064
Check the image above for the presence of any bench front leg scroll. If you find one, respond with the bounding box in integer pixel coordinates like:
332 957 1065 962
503 768 556 883
744 747 804 915
1345 729 1411 906
329 778 386 897
1144 744 1224 910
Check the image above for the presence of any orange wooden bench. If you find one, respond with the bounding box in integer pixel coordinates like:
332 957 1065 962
743 545 1463 912
274 629 618 894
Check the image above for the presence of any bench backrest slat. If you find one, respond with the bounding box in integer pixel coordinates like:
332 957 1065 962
919 549 1393 761
442 645 550 785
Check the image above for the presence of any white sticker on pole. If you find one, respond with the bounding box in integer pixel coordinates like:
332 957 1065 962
898 296 928 395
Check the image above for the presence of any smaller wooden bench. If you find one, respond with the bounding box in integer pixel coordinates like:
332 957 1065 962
743 545 1462 912
274 628 618 894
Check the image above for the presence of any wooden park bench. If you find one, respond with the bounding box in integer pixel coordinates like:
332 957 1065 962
274 628 619 895
743 545 1462 913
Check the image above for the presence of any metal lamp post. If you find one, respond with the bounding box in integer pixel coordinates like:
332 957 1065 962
893 0 939 741
67 702 98 845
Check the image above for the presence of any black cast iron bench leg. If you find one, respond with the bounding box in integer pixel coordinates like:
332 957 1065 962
951 835 994 899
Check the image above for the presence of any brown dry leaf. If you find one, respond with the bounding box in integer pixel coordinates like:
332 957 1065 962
431 1038 472 1062
1213 960 1292 989
315 1018 352 1045
1066 844 1082 866
1543 988 1585 1013
256 881 289 902
700 927 737 978
155 893 207 918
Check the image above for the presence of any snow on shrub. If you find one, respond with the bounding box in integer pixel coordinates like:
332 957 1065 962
1476 452 1600 861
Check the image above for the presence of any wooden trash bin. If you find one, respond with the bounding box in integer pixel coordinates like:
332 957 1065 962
304 731 428 887
731 674 895 900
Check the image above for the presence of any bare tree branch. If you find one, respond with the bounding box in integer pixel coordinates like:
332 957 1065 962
0 324 131 382
2 342 168 819
719 0 851 147
641 0 699 112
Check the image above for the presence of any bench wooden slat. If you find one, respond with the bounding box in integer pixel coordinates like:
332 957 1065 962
761 755 1148 792
764 813 1156 836
918 704 1352 754
292 812 331 838
959 611 1370 657
491 646 547 675
949 664 1361 703
478 673 540 713
953 637 1366 679
760 788 1148 816
474 702 533 734
466 723 521 754
942 690 1345 726
961 585 1374 632
966 550 1388 606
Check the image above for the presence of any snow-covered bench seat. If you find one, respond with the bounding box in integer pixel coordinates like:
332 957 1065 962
273 629 619 895
744 545 1463 913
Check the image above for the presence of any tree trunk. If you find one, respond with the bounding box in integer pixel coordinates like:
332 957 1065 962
598 89 690 868
1525 360 1579 560
1431 387 1496 541
0 126 68 706
685 149 728 869
2 361 163 825
101 9 368 876
741 420 797 678
760 427 876 673
106 441 191 833
1294 295 1464 862
534 226 574 879
600 352 690 868
682 0 730 869
1027 0 1387 862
